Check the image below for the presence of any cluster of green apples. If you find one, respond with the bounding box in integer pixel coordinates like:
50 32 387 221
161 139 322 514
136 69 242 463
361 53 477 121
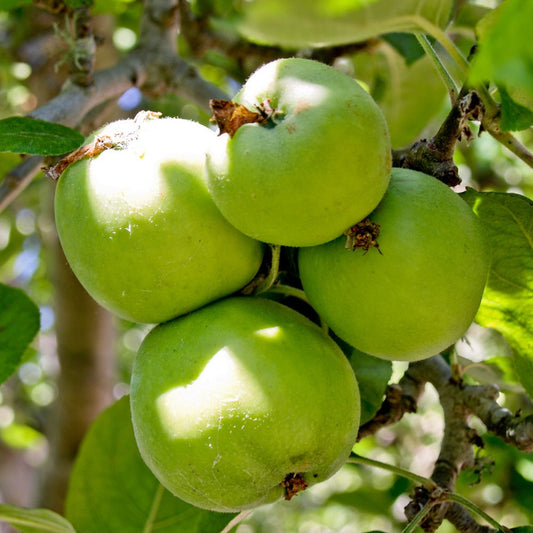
54 58 490 512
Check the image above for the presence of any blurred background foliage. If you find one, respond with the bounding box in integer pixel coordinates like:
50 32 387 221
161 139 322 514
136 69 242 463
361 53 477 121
0 0 532 531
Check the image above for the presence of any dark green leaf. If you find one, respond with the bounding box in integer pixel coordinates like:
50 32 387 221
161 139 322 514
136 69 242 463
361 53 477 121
63 0 93 7
333 335 392 425
462 190 533 397
65 397 236 533
0 283 40 386
0 117 84 156
236 0 454 49
469 0 533 105
0 504 75 533
382 33 425 65
0 0 32 10
349 350 392 425
512 528 533 533
498 85 533 132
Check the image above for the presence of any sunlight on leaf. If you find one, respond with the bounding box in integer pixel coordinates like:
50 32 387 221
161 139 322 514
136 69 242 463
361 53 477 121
462 190 533 396
236 0 454 49
469 0 533 104
65 397 236 533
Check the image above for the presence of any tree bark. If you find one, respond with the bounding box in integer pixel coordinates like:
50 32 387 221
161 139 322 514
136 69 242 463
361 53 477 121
37 235 116 513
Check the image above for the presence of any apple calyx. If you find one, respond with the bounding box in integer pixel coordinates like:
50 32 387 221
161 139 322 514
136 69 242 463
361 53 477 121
344 218 382 254
209 98 281 137
281 472 309 500
43 110 162 180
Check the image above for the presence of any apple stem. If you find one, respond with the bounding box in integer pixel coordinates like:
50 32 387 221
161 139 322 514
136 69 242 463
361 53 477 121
241 244 281 296
219 509 254 533
265 284 309 303
348 452 437 490
400 499 434 533
349 452 508 532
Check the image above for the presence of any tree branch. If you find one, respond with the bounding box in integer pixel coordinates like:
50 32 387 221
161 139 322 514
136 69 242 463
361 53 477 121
358 354 529 532
0 0 227 214
393 89 483 187
356 376 425 441
403 355 529 532
0 157 43 212
462 384 533 453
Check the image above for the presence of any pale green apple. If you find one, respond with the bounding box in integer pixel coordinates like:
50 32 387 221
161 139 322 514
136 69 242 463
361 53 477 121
298 168 491 361
54 116 263 324
130 296 360 512
206 57 391 246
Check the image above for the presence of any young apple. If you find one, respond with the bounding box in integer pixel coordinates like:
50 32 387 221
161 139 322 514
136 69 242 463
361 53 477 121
206 58 391 246
130 296 360 512
54 115 263 324
298 168 491 361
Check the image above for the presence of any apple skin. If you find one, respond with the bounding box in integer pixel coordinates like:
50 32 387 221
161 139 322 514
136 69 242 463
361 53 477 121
206 58 391 246
298 168 491 361
130 296 360 512
54 117 263 324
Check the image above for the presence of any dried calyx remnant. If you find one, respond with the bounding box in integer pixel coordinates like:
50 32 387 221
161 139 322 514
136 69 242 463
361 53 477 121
209 98 281 137
281 472 309 500
43 110 162 180
344 218 382 254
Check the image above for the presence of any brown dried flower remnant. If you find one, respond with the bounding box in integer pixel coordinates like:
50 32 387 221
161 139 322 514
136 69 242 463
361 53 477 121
210 98 280 137
43 135 116 180
281 472 309 500
344 218 382 254
43 110 162 180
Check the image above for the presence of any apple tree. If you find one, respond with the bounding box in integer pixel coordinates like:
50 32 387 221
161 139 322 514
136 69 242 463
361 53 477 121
0 0 532 532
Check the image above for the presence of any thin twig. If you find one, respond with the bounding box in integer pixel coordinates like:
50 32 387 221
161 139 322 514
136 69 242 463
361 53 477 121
415 32 459 103
0 157 43 213
0 0 227 213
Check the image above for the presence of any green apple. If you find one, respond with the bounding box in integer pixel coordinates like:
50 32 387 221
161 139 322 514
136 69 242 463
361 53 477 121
206 57 391 246
130 296 360 512
298 168 491 361
54 116 263 324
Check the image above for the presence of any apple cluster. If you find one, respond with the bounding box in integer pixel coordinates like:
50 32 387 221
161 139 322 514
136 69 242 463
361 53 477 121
54 58 490 512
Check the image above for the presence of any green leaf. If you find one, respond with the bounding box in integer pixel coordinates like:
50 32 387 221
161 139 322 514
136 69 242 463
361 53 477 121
498 85 533 132
469 0 533 105
1 422 45 449
0 117 84 156
236 0 454 49
462 356 524 394
462 190 533 397
0 503 76 533
382 33 425 65
333 335 392 425
65 397 236 533
512 528 533 533
0 0 32 10
353 46 448 148
63 0 93 7
0 283 40 386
